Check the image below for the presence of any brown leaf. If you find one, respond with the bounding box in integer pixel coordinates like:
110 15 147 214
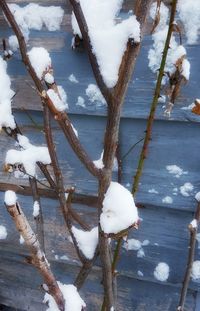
192 99 200 115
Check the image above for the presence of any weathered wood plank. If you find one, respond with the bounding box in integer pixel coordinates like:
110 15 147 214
0 113 199 212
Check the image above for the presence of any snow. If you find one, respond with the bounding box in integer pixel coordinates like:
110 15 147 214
93 151 118 171
93 152 104 169
28 47 51 79
33 201 40 218
60 255 69 261
154 262 169 282
71 124 78 137
44 73 55 84
125 238 141 251
180 182 194 197
137 248 145 258
86 84 106 105
68 74 79 83
71 226 98 260
44 281 86 311
181 103 195 110
47 88 68 112
190 219 197 229
166 165 188 178
8 35 19 51
72 0 140 87
19 235 25 244
4 190 17 206
100 182 138 234
0 57 15 130
148 2 190 83
148 188 158 194
8 4 64 47
177 0 200 44
162 196 173 204
137 270 144 277
0 226 7 240
5 134 51 176
195 192 200 202
76 96 85 108
191 261 200 280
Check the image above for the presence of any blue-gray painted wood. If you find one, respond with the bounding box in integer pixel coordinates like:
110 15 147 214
0 1 200 310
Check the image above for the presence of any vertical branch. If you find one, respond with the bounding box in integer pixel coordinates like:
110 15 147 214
132 0 178 196
29 177 45 252
177 201 200 311
5 198 65 311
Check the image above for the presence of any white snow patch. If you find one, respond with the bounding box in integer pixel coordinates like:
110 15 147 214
180 182 194 197
190 219 197 229
8 35 19 51
166 165 188 178
137 248 145 258
195 192 200 202
68 74 79 83
177 0 200 44
148 188 158 194
28 47 51 79
124 238 141 251
137 270 144 277
0 57 15 130
47 88 68 111
100 182 138 234
60 255 69 261
44 73 54 84
72 0 140 87
86 84 106 105
162 196 173 204
0 225 7 240
191 261 200 280
71 226 98 260
4 190 17 206
5 134 51 176
8 4 64 48
181 103 195 110
44 281 86 311
19 235 25 244
149 2 190 83
154 262 169 282
76 96 85 108
33 201 40 218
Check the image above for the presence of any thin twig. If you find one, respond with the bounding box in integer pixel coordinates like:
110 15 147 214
132 0 178 196
177 201 200 311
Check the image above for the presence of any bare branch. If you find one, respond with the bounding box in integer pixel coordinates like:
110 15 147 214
132 0 178 196
177 201 200 311
5 199 65 311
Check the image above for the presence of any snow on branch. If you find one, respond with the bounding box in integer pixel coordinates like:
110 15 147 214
0 57 15 130
100 182 139 234
71 226 98 260
44 282 86 311
72 0 140 88
5 134 51 176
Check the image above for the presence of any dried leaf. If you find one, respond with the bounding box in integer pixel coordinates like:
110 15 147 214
192 99 200 115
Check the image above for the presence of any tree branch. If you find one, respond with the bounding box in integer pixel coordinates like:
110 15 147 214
132 0 178 196
177 201 200 311
5 198 65 311
29 177 45 252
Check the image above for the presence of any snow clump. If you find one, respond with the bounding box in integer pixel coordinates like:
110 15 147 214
100 182 138 234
